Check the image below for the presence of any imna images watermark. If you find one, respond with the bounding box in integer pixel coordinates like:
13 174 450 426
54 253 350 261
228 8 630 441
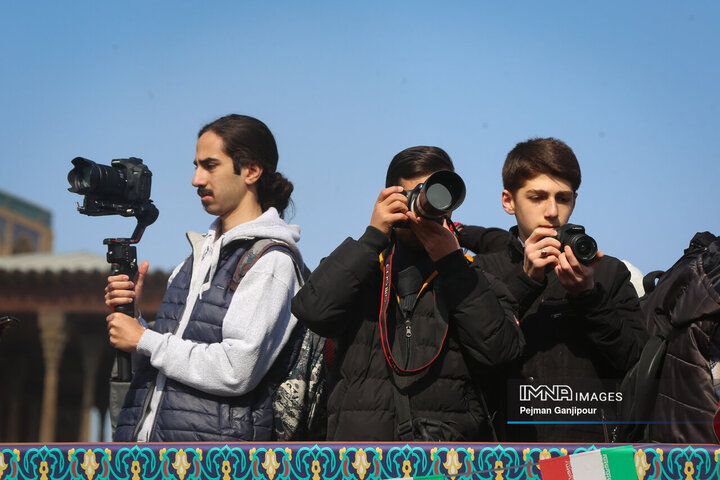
508 379 623 424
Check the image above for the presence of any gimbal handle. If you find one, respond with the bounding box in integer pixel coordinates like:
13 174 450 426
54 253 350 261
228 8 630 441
105 238 138 382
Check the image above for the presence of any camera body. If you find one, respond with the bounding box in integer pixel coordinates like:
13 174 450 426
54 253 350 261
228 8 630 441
68 157 153 216
402 170 466 221
556 223 598 265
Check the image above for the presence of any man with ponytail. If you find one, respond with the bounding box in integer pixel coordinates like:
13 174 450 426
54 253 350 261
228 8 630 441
104 114 307 442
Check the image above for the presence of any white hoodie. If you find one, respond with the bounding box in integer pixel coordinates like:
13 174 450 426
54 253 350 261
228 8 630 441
135 207 302 441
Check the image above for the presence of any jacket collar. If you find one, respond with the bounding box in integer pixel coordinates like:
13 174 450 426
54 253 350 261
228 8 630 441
507 225 525 263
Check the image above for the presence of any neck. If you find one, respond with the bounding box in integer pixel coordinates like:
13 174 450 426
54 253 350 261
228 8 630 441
395 241 427 266
514 225 529 245
218 203 264 235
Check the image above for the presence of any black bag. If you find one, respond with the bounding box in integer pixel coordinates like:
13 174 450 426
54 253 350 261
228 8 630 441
614 232 718 442
614 317 670 442
231 239 327 441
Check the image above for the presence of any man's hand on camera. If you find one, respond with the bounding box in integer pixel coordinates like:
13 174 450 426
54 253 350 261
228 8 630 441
406 212 460 262
523 227 562 283
555 246 604 296
370 186 409 237
104 261 149 316
106 313 145 353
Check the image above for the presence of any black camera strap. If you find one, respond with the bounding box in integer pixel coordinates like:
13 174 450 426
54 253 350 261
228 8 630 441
378 244 450 376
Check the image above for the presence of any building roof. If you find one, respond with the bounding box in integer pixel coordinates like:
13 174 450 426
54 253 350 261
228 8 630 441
0 189 52 226
0 251 108 273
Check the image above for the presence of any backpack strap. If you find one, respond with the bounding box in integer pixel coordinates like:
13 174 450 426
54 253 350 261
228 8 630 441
391 376 415 441
642 270 664 296
652 310 673 338
229 238 305 291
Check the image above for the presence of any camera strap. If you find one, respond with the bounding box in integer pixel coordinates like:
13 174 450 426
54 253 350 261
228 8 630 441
378 244 450 376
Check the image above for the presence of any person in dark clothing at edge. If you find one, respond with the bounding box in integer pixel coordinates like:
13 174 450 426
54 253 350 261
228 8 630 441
456 224 513 256
472 137 647 442
104 114 305 442
291 146 524 441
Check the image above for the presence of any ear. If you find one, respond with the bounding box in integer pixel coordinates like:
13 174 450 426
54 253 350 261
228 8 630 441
569 191 578 215
501 189 515 215
242 162 263 186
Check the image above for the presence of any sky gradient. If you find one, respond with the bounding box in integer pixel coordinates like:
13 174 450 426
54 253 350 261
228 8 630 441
2 1 719 277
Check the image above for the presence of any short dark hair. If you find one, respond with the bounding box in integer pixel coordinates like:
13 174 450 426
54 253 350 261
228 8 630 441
386 146 455 187
199 114 294 218
502 137 581 193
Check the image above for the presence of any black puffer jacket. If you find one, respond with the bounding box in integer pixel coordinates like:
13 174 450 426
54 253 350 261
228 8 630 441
473 226 647 442
291 226 524 441
456 225 512 255
650 238 720 443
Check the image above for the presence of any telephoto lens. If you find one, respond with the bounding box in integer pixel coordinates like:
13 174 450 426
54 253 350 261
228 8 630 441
403 170 466 220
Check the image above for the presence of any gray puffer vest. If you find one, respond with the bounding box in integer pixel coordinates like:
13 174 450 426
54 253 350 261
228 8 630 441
114 238 300 442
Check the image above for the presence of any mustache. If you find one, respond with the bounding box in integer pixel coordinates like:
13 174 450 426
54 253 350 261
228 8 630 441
197 188 213 197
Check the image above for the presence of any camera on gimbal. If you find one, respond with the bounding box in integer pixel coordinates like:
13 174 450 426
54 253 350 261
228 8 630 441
556 223 598 265
401 170 466 223
67 156 159 382
67 157 158 242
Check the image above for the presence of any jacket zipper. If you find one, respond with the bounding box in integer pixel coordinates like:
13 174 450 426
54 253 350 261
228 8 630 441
395 269 436 372
405 319 412 369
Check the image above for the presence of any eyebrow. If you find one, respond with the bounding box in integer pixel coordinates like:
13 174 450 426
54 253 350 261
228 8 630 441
525 189 573 196
193 157 220 166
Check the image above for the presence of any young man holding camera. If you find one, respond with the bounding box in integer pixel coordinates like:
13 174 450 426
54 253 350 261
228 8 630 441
291 146 524 441
104 114 305 442
473 137 647 442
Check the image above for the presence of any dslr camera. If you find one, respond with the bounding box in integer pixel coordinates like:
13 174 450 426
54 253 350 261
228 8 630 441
67 157 153 216
67 157 158 241
402 170 466 221
556 223 598 265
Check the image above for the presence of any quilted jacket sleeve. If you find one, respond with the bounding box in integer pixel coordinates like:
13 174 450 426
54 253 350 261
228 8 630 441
291 226 389 338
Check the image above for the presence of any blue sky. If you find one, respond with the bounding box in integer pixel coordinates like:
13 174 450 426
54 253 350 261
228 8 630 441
2 1 719 276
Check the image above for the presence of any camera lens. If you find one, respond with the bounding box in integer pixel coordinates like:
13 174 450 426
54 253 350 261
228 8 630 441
425 183 453 210
67 157 125 198
570 235 597 264
410 170 466 219
576 238 593 255
556 224 597 265
67 161 96 193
